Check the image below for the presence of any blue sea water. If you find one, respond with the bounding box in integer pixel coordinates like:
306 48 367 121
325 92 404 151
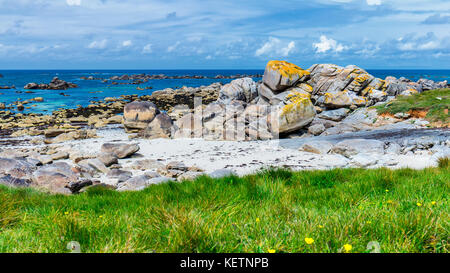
0 69 449 114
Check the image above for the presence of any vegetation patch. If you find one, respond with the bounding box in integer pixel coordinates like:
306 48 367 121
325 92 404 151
375 88 449 124
0 166 448 253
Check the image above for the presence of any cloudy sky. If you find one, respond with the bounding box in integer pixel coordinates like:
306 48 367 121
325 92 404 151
0 0 449 69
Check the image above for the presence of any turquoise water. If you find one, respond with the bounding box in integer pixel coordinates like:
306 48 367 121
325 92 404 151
0 69 448 114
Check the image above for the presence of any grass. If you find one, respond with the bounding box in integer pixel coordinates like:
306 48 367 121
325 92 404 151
0 166 448 253
375 88 449 123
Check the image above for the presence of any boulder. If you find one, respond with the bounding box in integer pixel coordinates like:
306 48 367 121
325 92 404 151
123 101 160 131
97 153 118 167
31 162 78 194
262 60 310 92
138 113 173 139
0 175 31 188
331 139 385 157
323 91 367 108
218 77 257 103
87 159 109 174
317 108 350 122
117 175 174 191
0 158 36 179
101 143 140 159
274 91 316 134
307 123 326 136
300 141 333 154
208 169 237 178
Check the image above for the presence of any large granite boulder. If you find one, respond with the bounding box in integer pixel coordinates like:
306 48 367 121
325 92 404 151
31 162 78 194
273 90 316 134
259 61 310 102
123 101 160 131
138 113 174 139
218 77 258 103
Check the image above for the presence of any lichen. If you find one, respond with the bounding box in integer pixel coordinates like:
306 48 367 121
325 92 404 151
267 60 310 80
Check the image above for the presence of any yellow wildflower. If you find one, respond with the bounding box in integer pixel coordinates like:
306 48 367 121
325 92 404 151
431 201 437 206
305 238 314 245
256 217 260 223
343 244 353 253
417 202 423 207
267 249 276 253
318 225 324 229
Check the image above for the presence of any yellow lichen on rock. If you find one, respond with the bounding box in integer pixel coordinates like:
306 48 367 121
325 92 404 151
267 60 310 80
282 91 311 115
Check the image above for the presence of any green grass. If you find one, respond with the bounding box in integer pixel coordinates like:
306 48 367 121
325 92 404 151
0 166 448 253
375 88 449 123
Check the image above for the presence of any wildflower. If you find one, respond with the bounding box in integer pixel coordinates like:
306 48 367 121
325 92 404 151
99 215 103 218
385 189 389 192
64 212 69 215
386 200 393 204
417 202 422 207
431 201 437 206
267 248 276 253
305 238 314 245
367 221 372 224
343 244 353 253
318 225 324 229
256 217 260 223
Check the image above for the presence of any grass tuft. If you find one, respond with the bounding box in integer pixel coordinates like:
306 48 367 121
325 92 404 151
437 157 449 169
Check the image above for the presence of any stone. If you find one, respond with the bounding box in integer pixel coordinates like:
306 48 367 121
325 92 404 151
208 169 237 178
51 152 69 161
275 91 316 134
138 113 173 139
66 180 93 193
0 157 36 179
123 101 160 131
101 143 140 159
218 77 258 103
177 171 205 182
323 91 367 108
307 124 326 136
87 159 109 174
0 175 31 188
46 129 97 144
31 162 78 194
262 60 310 92
331 139 385 158
350 154 379 167
386 143 402 154
318 108 350 122
129 159 164 171
97 153 118 167
117 175 174 191
166 161 189 171
300 141 333 154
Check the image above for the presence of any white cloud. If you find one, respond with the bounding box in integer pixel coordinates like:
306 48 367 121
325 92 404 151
205 55 213 60
122 40 132 47
313 35 347 53
142 44 152 54
66 0 81 6
167 41 180 52
255 37 296 57
88 39 107 49
367 0 382 5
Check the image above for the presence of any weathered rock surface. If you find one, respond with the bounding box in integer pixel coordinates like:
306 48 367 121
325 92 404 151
123 101 160 131
101 143 140 159
331 139 385 157
218 77 258 103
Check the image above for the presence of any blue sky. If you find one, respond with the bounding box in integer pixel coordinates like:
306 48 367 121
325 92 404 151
0 0 449 69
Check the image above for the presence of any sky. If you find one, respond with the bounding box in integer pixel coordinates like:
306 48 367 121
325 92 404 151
0 0 449 69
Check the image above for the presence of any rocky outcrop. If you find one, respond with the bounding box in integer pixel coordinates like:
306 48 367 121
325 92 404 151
123 101 160 131
24 77 78 90
218 77 258 103
100 143 140 159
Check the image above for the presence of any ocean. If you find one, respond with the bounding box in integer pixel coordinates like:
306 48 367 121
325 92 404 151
0 69 449 114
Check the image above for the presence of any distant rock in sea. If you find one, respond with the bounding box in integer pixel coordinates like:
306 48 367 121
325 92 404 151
24 77 78 90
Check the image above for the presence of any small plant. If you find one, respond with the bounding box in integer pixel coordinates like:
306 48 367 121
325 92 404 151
437 156 449 169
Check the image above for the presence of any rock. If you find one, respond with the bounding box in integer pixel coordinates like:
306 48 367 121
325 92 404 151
394 112 411 119
166 161 189 171
208 169 237 178
307 124 326 136
262 60 310 92
386 143 401 154
101 143 140 159
318 108 350 122
218 77 258 103
177 171 205 182
66 180 93 193
97 153 118 167
51 152 69 161
87 159 109 174
0 175 31 188
0 158 36 179
123 101 160 131
106 169 133 183
331 139 385 158
350 154 379 167
46 129 97 144
300 141 333 154
117 175 174 191
138 113 173 139
275 91 316 134
31 162 78 194
128 159 164 171
323 91 367 108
